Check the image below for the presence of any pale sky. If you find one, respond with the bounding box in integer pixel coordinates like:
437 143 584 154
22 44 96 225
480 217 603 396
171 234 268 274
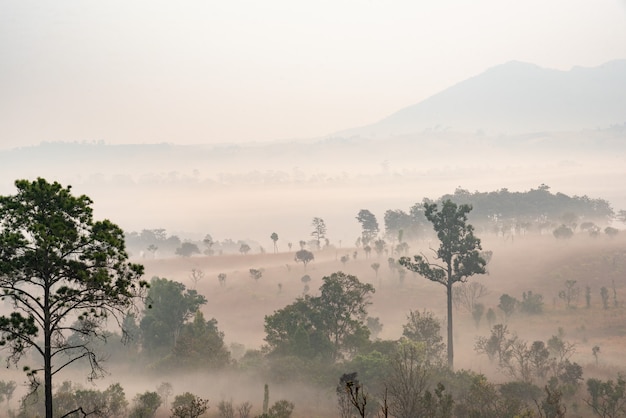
1 0 625 150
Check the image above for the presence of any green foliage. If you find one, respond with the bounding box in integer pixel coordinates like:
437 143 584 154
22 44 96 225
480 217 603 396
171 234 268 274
586 376 626 417
400 200 486 287
0 178 146 418
157 311 230 372
402 310 445 362
171 392 209 418
19 381 129 418
264 272 374 361
140 277 207 356
129 391 161 418
267 399 295 418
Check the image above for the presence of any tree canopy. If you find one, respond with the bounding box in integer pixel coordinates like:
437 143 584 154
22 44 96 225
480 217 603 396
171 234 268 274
0 178 146 418
140 277 206 356
264 272 375 361
356 210 379 245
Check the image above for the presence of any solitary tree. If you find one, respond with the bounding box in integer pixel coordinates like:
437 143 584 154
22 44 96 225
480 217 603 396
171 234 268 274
176 242 201 257
399 199 486 368
239 243 251 255
0 178 146 418
270 232 279 253
189 268 204 290
202 234 215 256
311 217 327 249
294 249 314 270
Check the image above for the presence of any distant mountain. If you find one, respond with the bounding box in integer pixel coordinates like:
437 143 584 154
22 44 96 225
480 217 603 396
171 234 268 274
339 60 626 137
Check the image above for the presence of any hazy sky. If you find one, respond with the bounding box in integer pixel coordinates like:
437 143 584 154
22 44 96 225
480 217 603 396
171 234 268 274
1 0 625 150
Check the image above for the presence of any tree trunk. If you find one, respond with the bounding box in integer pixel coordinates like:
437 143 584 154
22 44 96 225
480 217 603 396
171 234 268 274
44 287 53 418
447 281 454 369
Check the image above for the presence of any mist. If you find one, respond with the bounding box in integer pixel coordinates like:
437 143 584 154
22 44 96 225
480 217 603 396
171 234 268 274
1 2 626 413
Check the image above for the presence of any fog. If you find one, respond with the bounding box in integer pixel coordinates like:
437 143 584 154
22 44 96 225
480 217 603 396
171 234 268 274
1 129 624 247
1 116 625 417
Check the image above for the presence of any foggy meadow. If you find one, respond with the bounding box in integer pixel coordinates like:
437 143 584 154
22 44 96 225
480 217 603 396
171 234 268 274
1 125 626 418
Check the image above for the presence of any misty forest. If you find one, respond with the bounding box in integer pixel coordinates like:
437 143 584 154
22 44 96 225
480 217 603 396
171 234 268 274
3 0 626 414
1 22 626 415
1 155 626 418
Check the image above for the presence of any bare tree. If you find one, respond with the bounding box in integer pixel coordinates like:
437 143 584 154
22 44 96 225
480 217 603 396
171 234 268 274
453 282 489 313
270 232 279 253
189 268 204 290
387 341 431 418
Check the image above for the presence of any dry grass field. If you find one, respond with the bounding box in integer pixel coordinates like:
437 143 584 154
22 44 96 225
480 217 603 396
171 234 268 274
4 232 624 417
139 232 626 380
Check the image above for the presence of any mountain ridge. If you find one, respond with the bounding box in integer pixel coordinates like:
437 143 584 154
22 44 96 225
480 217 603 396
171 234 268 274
338 59 626 138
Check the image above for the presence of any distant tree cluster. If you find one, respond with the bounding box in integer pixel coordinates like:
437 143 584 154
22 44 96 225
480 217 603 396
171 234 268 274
383 185 614 240
439 185 614 227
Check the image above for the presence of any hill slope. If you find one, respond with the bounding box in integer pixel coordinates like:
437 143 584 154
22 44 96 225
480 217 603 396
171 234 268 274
341 60 626 137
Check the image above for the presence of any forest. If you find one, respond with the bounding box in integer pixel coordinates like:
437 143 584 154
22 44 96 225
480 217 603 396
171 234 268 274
1 178 625 418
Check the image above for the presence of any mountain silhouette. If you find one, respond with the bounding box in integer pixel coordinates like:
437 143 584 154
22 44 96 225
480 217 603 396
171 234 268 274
340 60 626 137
